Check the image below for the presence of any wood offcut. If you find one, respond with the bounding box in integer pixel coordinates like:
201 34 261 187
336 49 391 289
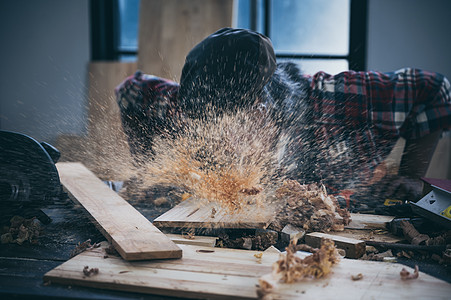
56 162 182 261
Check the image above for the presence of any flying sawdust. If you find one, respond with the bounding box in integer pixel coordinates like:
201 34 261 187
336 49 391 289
140 109 288 213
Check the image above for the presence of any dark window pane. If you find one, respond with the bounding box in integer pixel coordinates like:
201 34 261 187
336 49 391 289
118 0 140 52
269 0 350 55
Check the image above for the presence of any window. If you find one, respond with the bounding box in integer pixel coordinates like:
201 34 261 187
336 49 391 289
90 0 139 61
91 0 367 73
236 0 367 74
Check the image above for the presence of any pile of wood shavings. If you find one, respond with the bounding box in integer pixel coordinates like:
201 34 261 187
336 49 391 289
1 216 42 245
271 180 351 232
258 238 341 297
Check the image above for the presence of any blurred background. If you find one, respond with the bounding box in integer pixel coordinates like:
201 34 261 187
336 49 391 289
0 0 450 179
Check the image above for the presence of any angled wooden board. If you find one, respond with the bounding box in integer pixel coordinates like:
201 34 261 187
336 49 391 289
56 162 182 261
346 213 395 230
153 197 276 229
44 242 451 300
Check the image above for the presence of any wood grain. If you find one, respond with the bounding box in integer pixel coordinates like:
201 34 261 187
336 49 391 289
305 232 366 259
346 213 394 230
137 0 233 81
153 197 276 229
166 234 218 247
44 241 451 299
56 162 182 261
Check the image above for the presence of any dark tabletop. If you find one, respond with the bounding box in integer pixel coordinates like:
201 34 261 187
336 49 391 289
1 193 450 300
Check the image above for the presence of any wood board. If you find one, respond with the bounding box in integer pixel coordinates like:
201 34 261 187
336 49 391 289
56 162 182 261
305 232 366 259
44 241 450 300
346 213 394 230
166 234 218 247
138 0 233 81
153 197 276 229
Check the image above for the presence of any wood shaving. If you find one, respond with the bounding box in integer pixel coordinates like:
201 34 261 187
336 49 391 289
258 238 340 296
105 244 119 256
182 228 195 240
400 220 430 245
240 187 262 195
351 273 363 281
272 180 351 233
1 216 41 245
70 239 101 258
83 266 99 277
400 265 419 280
211 207 217 218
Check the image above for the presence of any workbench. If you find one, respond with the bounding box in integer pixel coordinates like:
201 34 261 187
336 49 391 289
1 187 450 299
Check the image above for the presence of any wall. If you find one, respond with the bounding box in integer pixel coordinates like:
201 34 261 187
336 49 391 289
367 0 451 79
0 0 90 143
367 0 451 179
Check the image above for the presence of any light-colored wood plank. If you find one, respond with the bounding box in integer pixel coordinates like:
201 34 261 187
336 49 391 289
153 197 275 229
167 234 218 247
56 162 182 261
346 213 394 230
305 232 366 259
333 229 403 244
137 0 233 81
44 241 451 300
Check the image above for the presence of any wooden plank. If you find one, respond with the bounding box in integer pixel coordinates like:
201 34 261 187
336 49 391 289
56 162 182 261
137 0 233 81
333 229 403 244
153 197 275 229
167 234 218 247
305 232 366 259
44 242 451 300
346 213 395 230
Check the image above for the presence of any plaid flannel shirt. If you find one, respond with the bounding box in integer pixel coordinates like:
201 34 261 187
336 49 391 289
304 68 451 191
116 68 451 189
115 71 179 157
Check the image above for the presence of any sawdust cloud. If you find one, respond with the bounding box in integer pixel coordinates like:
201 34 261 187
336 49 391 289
137 107 290 215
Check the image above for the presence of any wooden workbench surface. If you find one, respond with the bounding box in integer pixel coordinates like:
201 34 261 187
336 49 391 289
1 193 450 299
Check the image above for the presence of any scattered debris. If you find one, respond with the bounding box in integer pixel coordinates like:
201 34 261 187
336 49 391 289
361 249 394 262
153 197 169 207
211 207 217 218
182 228 195 240
70 239 101 258
351 273 364 281
258 239 340 296
254 252 263 264
240 187 262 195
181 192 191 201
271 181 351 233
218 230 278 251
105 244 119 256
400 220 430 245
400 265 419 280
83 266 99 277
1 216 42 245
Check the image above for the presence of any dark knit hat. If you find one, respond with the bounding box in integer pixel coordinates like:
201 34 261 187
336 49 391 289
178 27 276 117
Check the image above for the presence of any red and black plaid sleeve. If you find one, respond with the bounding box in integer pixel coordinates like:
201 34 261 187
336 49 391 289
115 71 180 158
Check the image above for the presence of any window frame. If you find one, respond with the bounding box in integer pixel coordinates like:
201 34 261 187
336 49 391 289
250 0 368 71
90 0 137 61
90 0 367 70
